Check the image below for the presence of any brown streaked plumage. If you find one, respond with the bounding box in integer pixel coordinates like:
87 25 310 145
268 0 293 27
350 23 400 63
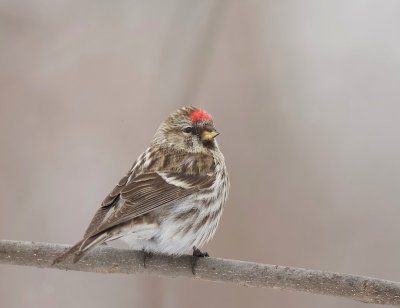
53 106 229 267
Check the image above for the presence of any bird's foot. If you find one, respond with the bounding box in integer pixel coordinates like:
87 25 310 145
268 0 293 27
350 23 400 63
143 250 153 268
191 246 209 275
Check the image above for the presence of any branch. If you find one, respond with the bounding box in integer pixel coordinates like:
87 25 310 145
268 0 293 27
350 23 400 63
1 240 399 306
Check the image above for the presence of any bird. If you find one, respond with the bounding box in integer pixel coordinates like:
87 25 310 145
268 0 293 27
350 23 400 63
53 106 229 274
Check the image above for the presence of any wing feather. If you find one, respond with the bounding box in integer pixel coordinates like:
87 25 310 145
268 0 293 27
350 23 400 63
83 169 134 238
85 171 214 237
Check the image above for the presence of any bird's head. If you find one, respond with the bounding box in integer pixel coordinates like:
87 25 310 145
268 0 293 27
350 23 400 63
153 106 220 153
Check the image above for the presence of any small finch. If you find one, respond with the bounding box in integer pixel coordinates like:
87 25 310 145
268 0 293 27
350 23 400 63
53 106 229 273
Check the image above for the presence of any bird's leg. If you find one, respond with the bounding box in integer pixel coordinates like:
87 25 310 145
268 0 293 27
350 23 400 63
142 249 153 268
191 246 209 275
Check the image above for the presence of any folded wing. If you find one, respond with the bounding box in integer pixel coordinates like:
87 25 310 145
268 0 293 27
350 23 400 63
84 171 215 240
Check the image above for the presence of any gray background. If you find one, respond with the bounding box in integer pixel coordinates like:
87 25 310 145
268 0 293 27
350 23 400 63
1 1 400 307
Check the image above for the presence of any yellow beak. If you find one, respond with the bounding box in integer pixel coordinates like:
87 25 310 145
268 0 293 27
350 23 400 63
201 130 219 141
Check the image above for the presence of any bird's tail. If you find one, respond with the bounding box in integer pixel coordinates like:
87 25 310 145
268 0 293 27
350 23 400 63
52 232 110 265
52 240 84 265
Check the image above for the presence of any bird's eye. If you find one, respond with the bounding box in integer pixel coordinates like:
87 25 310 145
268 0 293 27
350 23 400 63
183 127 193 133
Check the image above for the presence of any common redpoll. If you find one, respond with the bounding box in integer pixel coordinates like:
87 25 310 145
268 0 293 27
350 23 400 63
53 106 229 273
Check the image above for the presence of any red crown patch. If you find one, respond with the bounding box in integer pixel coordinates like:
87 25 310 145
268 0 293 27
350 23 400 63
190 109 212 122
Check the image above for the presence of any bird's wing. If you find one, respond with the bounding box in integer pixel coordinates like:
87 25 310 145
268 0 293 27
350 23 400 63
83 171 133 238
84 171 215 238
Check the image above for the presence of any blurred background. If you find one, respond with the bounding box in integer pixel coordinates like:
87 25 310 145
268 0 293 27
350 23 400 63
1 1 400 307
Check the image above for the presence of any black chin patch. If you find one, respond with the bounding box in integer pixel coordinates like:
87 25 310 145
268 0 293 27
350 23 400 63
202 140 215 149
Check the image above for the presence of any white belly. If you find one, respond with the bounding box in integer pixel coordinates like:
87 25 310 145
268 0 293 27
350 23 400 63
119 198 224 255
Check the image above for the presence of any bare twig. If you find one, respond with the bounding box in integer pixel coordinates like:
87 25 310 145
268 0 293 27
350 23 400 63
1 240 399 306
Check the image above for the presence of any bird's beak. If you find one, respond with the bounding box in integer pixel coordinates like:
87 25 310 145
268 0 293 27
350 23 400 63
201 130 219 141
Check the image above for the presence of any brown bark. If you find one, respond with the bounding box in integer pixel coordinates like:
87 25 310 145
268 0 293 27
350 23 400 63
1 240 399 306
